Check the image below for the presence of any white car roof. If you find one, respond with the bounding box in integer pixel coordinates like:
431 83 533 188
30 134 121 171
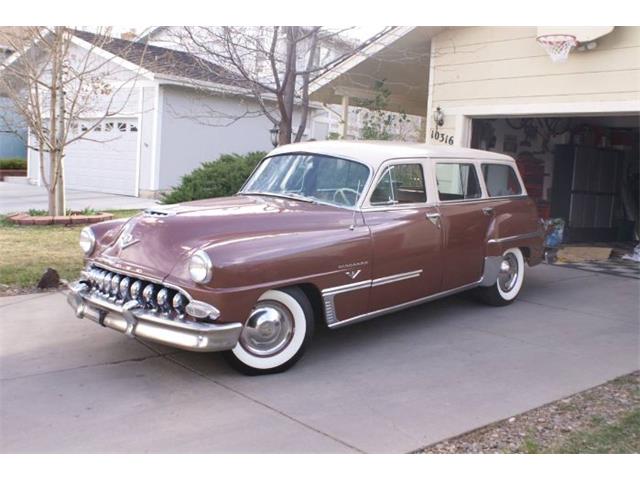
268 140 514 168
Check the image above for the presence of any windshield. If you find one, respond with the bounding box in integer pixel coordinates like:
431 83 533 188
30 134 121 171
241 154 370 208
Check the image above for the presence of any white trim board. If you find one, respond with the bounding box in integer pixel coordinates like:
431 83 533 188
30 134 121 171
444 101 640 117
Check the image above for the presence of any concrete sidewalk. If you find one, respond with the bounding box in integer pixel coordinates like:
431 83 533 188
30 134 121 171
0 265 638 453
0 182 157 214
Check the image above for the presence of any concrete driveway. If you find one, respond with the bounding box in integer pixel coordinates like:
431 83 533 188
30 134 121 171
0 182 157 214
1 265 638 453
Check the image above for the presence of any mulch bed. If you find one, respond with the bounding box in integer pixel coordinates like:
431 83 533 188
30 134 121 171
7 212 113 226
418 371 639 453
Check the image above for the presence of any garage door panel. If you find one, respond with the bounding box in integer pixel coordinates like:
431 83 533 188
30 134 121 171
64 119 138 196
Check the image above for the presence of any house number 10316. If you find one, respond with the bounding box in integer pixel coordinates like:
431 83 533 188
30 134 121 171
431 130 454 145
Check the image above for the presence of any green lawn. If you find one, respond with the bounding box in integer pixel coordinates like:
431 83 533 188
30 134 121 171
548 408 640 454
0 210 140 288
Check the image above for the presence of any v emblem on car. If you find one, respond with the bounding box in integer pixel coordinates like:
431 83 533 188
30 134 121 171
345 269 361 280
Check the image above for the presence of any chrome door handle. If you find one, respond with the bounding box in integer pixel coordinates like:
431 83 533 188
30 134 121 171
482 207 494 216
426 212 441 228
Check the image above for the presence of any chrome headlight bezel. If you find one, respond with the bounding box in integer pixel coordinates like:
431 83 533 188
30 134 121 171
79 227 96 255
188 250 213 284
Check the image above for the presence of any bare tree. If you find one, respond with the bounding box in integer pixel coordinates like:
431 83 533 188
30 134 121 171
0 26 145 215
175 26 361 146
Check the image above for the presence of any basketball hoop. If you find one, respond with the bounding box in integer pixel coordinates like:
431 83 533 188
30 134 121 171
536 34 577 63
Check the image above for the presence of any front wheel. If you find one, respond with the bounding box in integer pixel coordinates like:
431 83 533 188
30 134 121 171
223 287 314 375
476 247 525 306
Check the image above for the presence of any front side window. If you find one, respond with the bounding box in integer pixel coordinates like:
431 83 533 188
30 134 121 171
370 163 426 205
241 154 370 207
436 163 482 201
481 163 523 197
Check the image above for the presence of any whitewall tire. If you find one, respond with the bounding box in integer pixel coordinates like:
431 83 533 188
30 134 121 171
477 247 525 306
223 287 314 375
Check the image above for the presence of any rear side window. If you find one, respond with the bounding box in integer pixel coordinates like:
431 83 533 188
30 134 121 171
481 164 523 197
435 163 482 201
370 163 426 205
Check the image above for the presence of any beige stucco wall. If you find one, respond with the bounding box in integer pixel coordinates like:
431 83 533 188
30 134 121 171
425 26 640 146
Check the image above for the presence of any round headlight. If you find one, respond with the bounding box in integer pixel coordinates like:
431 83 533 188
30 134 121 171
79 227 96 255
188 250 212 283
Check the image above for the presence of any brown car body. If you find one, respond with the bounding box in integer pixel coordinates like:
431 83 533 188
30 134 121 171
68 141 544 371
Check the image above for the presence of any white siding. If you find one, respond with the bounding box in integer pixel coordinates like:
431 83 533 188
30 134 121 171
426 27 640 144
156 86 313 192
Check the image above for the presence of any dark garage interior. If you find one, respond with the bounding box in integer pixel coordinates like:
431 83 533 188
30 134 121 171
471 115 639 245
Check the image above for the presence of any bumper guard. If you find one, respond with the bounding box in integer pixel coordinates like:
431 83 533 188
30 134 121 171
67 282 242 352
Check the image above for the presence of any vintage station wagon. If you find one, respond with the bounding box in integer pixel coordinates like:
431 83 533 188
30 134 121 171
67 141 545 374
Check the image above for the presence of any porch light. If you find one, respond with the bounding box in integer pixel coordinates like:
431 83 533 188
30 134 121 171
270 126 279 147
433 107 445 127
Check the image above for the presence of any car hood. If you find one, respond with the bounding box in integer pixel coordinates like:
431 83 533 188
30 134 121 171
93 194 354 281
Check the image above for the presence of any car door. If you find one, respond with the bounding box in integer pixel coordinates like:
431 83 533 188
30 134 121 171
362 159 443 313
434 160 492 291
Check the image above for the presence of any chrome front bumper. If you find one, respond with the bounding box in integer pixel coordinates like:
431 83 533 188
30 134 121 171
67 282 242 352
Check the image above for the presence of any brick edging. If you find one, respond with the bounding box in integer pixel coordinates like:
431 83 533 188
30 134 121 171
7 212 114 226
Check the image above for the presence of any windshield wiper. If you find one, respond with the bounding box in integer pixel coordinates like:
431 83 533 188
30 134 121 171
241 191 314 203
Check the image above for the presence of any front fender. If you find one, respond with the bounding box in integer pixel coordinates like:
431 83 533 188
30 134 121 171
164 222 372 324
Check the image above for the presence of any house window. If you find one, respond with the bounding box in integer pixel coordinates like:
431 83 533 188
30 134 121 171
129 123 138 132
105 122 114 132
481 163 523 197
436 163 482 201
117 122 126 132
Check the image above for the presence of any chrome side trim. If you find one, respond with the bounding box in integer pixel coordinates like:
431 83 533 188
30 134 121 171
321 269 423 326
324 257 502 328
487 231 541 244
371 269 422 287
328 281 481 329
322 279 371 296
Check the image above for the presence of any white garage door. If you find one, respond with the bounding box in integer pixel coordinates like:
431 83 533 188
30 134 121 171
64 118 138 196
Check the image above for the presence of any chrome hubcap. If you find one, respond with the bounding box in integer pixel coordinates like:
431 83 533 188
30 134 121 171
240 301 294 357
498 252 519 292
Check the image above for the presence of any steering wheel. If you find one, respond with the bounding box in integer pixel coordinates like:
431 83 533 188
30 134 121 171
332 188 360 206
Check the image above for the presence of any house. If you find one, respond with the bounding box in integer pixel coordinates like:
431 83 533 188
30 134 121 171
144 26 426 142
8 30 322 197
311 26 640 243
0 28 28 159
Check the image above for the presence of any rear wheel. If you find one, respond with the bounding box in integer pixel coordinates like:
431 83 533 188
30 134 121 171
223 287 314 375
476 247 525 306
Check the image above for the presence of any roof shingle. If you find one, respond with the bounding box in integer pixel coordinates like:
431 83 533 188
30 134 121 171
73 29 247 88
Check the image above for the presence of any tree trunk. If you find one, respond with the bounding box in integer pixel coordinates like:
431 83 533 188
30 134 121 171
277 27 298 146
54 152 65 216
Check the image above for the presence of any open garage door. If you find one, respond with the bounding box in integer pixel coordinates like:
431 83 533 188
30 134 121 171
64 118 138 196
470 115 639 243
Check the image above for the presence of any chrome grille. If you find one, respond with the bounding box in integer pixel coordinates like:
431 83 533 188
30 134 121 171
82 266 190 318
